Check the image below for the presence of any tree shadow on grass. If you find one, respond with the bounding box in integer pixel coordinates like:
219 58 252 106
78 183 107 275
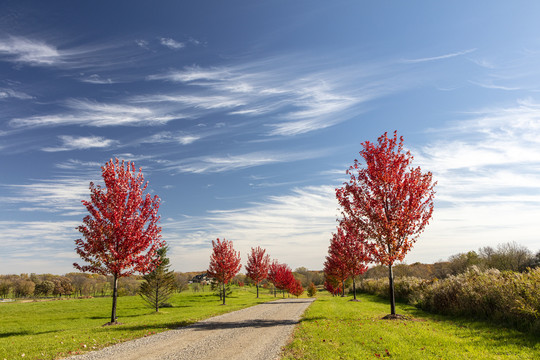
298 316 327 323
0 329 60 338
87 313 144 320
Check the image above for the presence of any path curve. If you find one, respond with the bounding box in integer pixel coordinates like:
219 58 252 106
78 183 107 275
66 298 314 360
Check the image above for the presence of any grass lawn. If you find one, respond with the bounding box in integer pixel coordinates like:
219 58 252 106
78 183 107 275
0 286 278 359
282 292 540 360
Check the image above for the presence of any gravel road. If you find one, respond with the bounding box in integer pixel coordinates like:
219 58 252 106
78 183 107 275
66 298 314 360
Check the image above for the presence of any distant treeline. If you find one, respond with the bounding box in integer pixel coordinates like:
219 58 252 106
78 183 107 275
2 241 537 300
0 269 325 299
361 241 540 281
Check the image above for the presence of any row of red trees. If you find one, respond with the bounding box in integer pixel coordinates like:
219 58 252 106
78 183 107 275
73 130 435 323
207 239 304 305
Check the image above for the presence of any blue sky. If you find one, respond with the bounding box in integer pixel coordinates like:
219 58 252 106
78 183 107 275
1 1 540 274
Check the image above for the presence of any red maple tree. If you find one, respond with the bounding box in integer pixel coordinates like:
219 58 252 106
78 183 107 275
74 158 163 324
207 238 242 305
323 236 349 297
324 276 342 297
268 260 280 297
245 246 271 298
268 261 295 297
336 131 436 315
338 219 370 300
288 278 304 298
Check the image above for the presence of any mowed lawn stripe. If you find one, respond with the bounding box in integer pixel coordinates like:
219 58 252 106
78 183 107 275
282 292 540 360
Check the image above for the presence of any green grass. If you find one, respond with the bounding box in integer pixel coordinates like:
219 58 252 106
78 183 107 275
0 286 278 359
282 292 540 360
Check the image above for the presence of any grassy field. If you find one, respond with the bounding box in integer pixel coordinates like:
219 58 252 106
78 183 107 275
282 292 540 360
0 286 278 359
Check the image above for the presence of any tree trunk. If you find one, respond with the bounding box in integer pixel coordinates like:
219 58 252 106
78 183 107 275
341 280 345 297
388 264 396 315
352 277 357 300
222 282 226 305
155 280 159 312
256 283 259 298
111 273 118 323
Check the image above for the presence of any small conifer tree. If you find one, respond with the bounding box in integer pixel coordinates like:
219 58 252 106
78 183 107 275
139 245 175 312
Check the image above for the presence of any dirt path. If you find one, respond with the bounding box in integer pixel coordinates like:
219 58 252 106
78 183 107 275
67 298 314 360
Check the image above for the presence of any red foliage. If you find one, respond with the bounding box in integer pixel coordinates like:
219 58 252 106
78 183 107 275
324 219 370 298
336 131 436 313
74 158 163 276
207 238 242 304
336 131 436 267
245 246 270 297
207 238 242 285
74 158 163 323
324 276 342 296
323 237 348 296
268 260 295 296
288 278 304 297
268 260 279 291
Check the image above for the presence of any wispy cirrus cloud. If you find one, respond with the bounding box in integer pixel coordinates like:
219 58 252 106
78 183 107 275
468 80 521 91
42 135 118 152
0 176 94 215
132 94 245 110
147 66 230 82
9 98 184 128
79 74 114 84
401 48 477 63
0 220 81 274
159 37 185 50
0 36 61 65
139 131 202 145
147 59 400 136
165 149 324 174
0 87 33 100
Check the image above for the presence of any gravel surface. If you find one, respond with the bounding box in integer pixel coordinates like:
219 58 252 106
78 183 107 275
65 298 314 360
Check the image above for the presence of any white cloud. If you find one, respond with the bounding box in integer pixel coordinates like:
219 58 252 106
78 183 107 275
401 48 477 64
135 39 149 48
146 59 399 136
42 135 118 152
9 98 183 128
468 80 520 91
160 37 185 50
0 176 94 216
133 94 245 110
0 36 61 65
147 66 230 82
79 74 114 84
166 150 322 174
138 131 202 146
177 134 201 145
0 88 33 100
0 220 81 274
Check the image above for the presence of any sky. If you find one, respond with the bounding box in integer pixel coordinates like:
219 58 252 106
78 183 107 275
1 1 540 274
